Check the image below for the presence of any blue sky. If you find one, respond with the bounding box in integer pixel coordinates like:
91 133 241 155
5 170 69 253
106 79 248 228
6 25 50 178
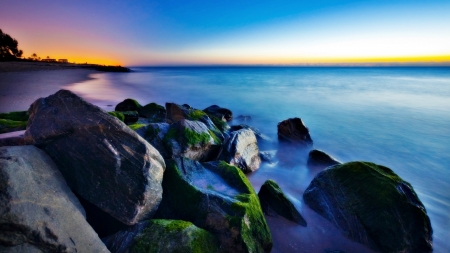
1 0 449 65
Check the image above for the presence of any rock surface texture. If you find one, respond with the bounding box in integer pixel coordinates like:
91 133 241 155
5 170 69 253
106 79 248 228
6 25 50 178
135 123 170 158
307 149 341 169
220 128 261 173
0 145 109 253
277 117 313 146
156 158 272 253
104 220 220 253
258 180 306 226
303 161 433 253
115 98 142 112
24 90 165 225
138 102 166 122
203 105 233 121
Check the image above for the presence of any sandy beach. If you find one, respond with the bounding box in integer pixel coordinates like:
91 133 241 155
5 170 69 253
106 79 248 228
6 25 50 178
0 62 98 113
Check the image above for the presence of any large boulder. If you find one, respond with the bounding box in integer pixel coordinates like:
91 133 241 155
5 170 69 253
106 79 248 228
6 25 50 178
138 102 166 123
156 158 272 253
303 161 433 252
103 220 220 253
220 128 261 173
277 117 313 146
24 90 165 225
115 98 142 112
164 119 221 162
307 149 341 169
258 180 306 226
0 145 109 252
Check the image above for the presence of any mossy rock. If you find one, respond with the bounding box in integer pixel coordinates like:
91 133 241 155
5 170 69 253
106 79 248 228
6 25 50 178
130 220 220 253
133 123 170 158
303 161 433 253
203 105 233 121
0 118 27 134
155 158 272 253
163 119 221 162
258 180 306 226
138 103 166 123
115 98 142 112
0 111 29 121
108 111 125 122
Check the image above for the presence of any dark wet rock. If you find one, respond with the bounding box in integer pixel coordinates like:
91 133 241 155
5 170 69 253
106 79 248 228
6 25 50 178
259 150 277 164
138 102 166 122
24 90 165 225
155 158 272 253
115 98 142 112
103 220 220 253
0 145 109 252
164 119 221 161
303 161 433 253
230 124 271 143
135 123 170 158
277 117 313 146
307 149 341 169
165 103 190 124
121 111 139 124
258 180 306 226
203 105 233 121
220 128 261 173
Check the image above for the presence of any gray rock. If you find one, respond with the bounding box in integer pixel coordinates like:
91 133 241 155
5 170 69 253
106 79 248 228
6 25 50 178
258 180 306 226
277 117 313 146
164 119 221 162
24 90 165 225
303 161 433 252
103 220 220 253
230 124 272 143
155 158 273 253
0 145 109 253
220 129 261 173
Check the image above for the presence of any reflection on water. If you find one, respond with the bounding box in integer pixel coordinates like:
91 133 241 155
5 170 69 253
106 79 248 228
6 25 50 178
67 67 450 252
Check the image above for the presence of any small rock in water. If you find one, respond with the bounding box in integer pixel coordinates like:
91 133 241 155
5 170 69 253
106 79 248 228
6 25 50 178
220 128 261 173
307 149 341 169
277 117 313 146
203 104 233 121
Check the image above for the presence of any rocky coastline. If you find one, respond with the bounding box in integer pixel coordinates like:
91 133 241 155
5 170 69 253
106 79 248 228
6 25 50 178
0 90 433 252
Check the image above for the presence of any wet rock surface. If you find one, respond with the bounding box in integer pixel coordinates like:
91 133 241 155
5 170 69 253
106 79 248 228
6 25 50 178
220 128 261 173
137 102 166 122
303 161 433 253
258 180 306 226
24 90 165 225
115 98 142 112
155 158 272 253
203 105 233 121
0 145 109 252
277 117 313 146
307 149 341 169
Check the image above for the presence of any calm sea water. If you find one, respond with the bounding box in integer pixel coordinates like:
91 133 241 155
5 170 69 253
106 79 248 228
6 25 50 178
68 67 450 252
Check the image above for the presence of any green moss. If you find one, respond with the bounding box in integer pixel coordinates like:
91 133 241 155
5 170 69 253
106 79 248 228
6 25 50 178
184 127 211 146
187 110 207 121
0 111 29 121
209 114 228 132
162 127 177 148
128 123 146 131
145 125 161 140
124 98 142 109
216 161 254 194
108 111 125 122
0 119 27 133
208 130 221 144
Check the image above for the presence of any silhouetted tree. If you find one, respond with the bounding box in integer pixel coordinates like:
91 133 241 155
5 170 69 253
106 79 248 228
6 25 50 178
0 29 23 60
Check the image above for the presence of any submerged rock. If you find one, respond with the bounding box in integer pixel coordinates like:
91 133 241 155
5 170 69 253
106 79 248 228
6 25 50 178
115 98 142 112
24 90 165 225
277 117 313 146
258 180 306 226
303 161 433 253
156 158 272 253
103 220 220 253
220 128 261 173
0 146 109 252
164 119 221 162
203 105 233 121
138 102 166 122
307 149 341 169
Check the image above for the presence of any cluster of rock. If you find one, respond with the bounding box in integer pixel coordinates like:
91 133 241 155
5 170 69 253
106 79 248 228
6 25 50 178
0 89 433 253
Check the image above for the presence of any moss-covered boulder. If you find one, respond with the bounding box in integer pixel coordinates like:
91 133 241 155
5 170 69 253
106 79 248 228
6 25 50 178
258 180 306 226
134 123 170 158
303 161 433 253
138 102 166 122
156 158 272 253
115 98 142 112
104 220 220 253
220 128 261 173
109 111 139 124
164 119 221 162
203 105 233 121
277 117 313 146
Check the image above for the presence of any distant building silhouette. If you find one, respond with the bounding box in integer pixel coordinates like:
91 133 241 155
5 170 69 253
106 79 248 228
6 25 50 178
41 58 57 62
58 59 68 63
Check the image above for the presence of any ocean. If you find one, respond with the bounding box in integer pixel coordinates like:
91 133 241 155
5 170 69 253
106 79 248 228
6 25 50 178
68 66 450 252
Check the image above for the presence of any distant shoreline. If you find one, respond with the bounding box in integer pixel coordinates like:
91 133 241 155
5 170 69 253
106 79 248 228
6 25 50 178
0 60 130 73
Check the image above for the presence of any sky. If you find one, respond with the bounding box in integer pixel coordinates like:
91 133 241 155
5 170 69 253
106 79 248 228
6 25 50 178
1 0 449 66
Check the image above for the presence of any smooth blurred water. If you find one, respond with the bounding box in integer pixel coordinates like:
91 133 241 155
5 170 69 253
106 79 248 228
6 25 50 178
68 66 450 252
